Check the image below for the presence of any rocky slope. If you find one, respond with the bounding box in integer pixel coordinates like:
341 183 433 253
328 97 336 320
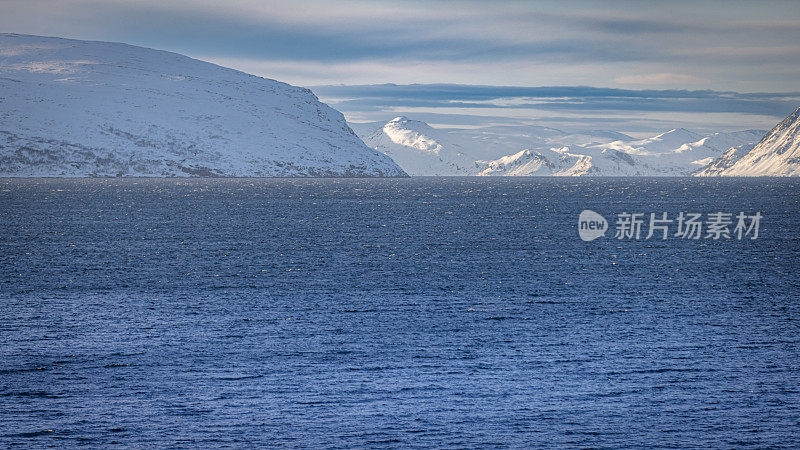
696 107 800 176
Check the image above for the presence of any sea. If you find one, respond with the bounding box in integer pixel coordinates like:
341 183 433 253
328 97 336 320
1 177 799 448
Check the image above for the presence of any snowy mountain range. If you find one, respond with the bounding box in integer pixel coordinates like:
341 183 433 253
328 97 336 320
353 116 781 176
0 33 406 177
2 33 797 178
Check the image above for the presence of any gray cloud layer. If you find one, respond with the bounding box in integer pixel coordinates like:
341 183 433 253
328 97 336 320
1 0 798 132
1 0 798 89
313 84 800 115
311 84 800 134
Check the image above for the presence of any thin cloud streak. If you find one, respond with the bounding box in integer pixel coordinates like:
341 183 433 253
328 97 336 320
310 84 800 134
312 84 800 109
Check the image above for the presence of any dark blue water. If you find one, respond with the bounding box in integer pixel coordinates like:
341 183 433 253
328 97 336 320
1 177 799 448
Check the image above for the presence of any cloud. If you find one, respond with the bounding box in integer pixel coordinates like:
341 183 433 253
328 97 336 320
311 84 800 114
1 0 799 133
1 0 798 90
615 73 710 86
309 83 800 134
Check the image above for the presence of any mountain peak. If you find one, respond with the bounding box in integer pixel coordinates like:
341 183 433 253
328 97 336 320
381 116 442 154
654 128 696 139
773 106 800 132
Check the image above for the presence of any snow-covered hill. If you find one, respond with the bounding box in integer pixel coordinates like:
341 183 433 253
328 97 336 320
353 116 765 176
0 33 406 177
696 107 800 176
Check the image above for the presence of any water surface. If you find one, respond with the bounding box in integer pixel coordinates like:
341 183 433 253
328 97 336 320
1 177 799 447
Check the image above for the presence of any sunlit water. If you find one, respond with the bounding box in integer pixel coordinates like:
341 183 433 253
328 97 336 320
1 177 799 448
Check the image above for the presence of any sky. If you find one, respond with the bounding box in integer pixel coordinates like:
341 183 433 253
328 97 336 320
2 0 799 134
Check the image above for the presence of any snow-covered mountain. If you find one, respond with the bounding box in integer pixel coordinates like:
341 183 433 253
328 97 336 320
0 33 406 177
476 148 588 176
353 116 765 176
695 107 800 176
350 117 475 175
573 128 766 176
353 117 635 176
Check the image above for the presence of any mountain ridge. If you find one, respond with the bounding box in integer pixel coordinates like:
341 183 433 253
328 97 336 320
354 116 770 176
